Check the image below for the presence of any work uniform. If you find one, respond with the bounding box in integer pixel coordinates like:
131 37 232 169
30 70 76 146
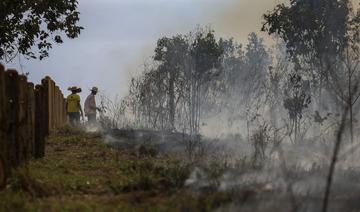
84 94 97 124
67 93 81 126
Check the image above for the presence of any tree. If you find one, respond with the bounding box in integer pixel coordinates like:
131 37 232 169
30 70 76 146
262 0 354 111
263 0 360 142
218 38 244 93
283 72 311 143
243 33 271 103
154 35 189 131
242 33 271 142
189 30 223 135
0 0 83 61
262 0 350 65
217 38 245 122
266 40 289 129
329 46 360 143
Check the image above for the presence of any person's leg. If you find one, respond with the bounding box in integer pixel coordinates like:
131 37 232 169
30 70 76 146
68 112 75 126
74 112 80 126
88 114 96 125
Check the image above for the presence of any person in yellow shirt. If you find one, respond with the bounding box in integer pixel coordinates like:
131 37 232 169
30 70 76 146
66 86 84 126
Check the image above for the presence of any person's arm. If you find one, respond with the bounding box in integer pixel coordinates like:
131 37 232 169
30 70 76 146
78 102 84 119
94 99 101 112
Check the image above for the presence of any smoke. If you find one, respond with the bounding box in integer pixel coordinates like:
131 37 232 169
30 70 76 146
203 0 287 44
84 125 102 133
185 167 212 191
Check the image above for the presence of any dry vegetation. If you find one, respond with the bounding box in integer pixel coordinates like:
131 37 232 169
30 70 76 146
2 127 360 211
0 127 243 212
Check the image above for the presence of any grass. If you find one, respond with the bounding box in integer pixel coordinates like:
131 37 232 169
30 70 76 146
0 127 237 212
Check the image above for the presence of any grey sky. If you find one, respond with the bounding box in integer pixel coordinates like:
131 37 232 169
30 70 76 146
4 0 285 101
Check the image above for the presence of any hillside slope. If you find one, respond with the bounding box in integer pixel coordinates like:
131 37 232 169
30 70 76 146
0 128 237 212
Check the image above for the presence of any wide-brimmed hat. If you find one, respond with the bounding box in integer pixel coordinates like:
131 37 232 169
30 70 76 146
90 87 98 92
68 86 82 93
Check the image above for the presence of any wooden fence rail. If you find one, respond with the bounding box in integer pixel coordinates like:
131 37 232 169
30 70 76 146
0 64 67 188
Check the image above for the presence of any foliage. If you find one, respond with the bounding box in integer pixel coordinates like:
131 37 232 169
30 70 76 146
242 33 271 104
251 124 270 167
154 35 189 67
0 0 83 61
283 73 311 121
262 0 360 144
191 30 223 80
262 0 352 63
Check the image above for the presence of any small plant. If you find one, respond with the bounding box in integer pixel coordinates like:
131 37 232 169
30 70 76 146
251 124 270 167
283 73 311 144
184 134 206 162
137 144 158 158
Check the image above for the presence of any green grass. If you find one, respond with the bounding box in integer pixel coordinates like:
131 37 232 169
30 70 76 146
0 127 237 212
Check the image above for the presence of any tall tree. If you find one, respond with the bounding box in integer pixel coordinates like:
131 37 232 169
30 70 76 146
190 30 223 135
263 0 360 142
154 35 189 131
262 0 353 111
262 0 350 65
329 46 360 143
0 0 83 61
242 33 271 142
243 33 271 103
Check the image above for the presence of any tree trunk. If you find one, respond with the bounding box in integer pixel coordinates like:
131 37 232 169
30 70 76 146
348 69 353 144
169 70 175 131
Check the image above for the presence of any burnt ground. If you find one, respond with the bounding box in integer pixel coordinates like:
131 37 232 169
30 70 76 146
0 127 240 211
1 127 360 211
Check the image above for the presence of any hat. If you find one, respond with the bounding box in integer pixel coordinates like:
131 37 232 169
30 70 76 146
68 86 82 93
90 87 98 92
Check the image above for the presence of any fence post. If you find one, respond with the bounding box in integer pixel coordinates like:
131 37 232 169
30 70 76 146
55 86 59 128
49 79 55 130
63 95 66 125
34 84 46 158
18 75 29 164
4 70 20 168
41 78 50 136
0 64 7 188
27 83 36 158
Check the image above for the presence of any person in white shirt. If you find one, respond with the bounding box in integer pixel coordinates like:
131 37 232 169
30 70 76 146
84 87 100 124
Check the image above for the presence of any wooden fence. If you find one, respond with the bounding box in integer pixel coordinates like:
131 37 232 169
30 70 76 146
0 64 67 188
